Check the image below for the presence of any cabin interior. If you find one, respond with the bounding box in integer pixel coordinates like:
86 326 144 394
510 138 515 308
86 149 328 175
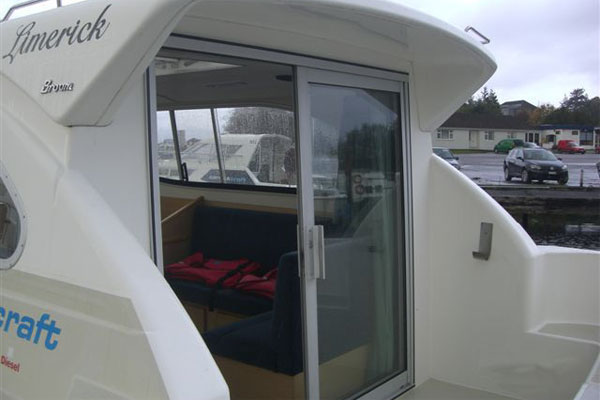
153 46 406 400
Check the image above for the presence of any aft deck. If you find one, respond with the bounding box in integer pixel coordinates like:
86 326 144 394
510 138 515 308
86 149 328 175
400 379 518 400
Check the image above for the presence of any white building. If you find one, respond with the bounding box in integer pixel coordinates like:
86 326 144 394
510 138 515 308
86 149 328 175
538 124 599 149
433 113 538 151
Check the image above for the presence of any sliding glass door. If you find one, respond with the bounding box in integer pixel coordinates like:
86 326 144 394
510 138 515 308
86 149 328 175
149 37 412 400
296 68 409 399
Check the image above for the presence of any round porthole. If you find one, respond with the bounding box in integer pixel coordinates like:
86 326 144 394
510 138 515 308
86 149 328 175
0 163 27 270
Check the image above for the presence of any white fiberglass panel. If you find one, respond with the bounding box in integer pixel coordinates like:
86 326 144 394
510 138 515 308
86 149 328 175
427 156 599 400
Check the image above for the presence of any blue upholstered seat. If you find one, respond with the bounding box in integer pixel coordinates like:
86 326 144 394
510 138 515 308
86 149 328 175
168 206 373 375
203 251 303 375
203 241 374 376
166 206 298 316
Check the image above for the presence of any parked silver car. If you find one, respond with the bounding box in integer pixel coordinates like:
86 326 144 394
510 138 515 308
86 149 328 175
433 147 461 170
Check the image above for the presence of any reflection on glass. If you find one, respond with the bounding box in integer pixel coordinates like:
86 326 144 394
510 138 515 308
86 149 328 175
156 111 180 179
0 176 21 263
311 84 405 399
155 50 297 187
156 107 296 186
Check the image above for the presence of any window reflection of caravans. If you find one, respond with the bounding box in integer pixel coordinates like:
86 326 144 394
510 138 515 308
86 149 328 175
159 133 294 186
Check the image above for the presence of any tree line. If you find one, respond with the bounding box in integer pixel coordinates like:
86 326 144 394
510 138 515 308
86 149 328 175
222 88 598 135
528 89 599 126
224 107 294 139
459 87 600 127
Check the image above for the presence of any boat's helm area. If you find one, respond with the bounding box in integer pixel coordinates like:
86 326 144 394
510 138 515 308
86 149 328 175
152 43 410 400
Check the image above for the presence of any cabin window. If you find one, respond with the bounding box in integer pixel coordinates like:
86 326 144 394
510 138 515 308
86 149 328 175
155 53 296 189
0 167 25 270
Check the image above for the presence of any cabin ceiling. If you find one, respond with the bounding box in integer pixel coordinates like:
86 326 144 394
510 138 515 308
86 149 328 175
156 50 294 111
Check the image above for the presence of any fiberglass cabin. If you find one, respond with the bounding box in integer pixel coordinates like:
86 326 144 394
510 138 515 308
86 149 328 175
0 1 598 399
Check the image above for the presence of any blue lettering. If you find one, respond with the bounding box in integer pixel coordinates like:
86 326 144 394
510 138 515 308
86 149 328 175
44 320 61 351
4 311 20 332
0 309 61 350
17 316 35 341
33 313 50 344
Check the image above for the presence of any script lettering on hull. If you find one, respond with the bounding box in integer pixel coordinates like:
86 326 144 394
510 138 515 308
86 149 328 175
41 80 75 94
1 355 20 373
2 4 112 65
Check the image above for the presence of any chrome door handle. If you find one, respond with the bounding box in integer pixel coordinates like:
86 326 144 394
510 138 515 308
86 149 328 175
311 225 326 279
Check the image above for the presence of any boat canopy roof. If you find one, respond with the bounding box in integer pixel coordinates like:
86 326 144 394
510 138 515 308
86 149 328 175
0 0 496 132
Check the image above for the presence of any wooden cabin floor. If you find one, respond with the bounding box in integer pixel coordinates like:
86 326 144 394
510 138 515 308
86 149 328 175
399 379 518 400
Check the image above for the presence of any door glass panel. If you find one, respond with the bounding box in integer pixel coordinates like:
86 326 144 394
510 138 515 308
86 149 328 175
156 111 181 179
310 84 405 399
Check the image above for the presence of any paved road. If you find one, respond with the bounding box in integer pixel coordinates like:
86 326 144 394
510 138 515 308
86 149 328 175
456 152 600 187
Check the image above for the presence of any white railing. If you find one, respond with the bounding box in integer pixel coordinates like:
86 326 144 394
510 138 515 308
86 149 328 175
2 0 62 22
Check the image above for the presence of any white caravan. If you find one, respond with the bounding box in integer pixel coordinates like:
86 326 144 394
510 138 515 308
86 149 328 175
158 134 295 186
0 1 598 400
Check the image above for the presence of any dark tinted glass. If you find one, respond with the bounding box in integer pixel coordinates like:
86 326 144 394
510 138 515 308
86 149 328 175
0 176 22 264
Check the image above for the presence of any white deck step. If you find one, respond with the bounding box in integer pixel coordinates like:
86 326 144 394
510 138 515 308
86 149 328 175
399 379 518 400
575 383 600 400
539 323 600 343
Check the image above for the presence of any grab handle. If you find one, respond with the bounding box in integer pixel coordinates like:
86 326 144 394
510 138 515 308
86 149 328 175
473 222 493 260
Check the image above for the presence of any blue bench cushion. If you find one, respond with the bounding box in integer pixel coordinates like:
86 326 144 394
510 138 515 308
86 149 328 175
203 312 277 372
167 279 213 305
192 207 298 271
214 288 273 316
167 279 273 316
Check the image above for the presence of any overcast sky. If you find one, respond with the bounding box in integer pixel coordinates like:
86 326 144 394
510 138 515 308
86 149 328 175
1 0 598 106
400 0 599 106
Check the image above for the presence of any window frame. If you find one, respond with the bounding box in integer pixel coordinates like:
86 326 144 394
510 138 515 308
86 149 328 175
158 176 296 194
436 129 454 140
0 162 27 270
484 130 495 141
